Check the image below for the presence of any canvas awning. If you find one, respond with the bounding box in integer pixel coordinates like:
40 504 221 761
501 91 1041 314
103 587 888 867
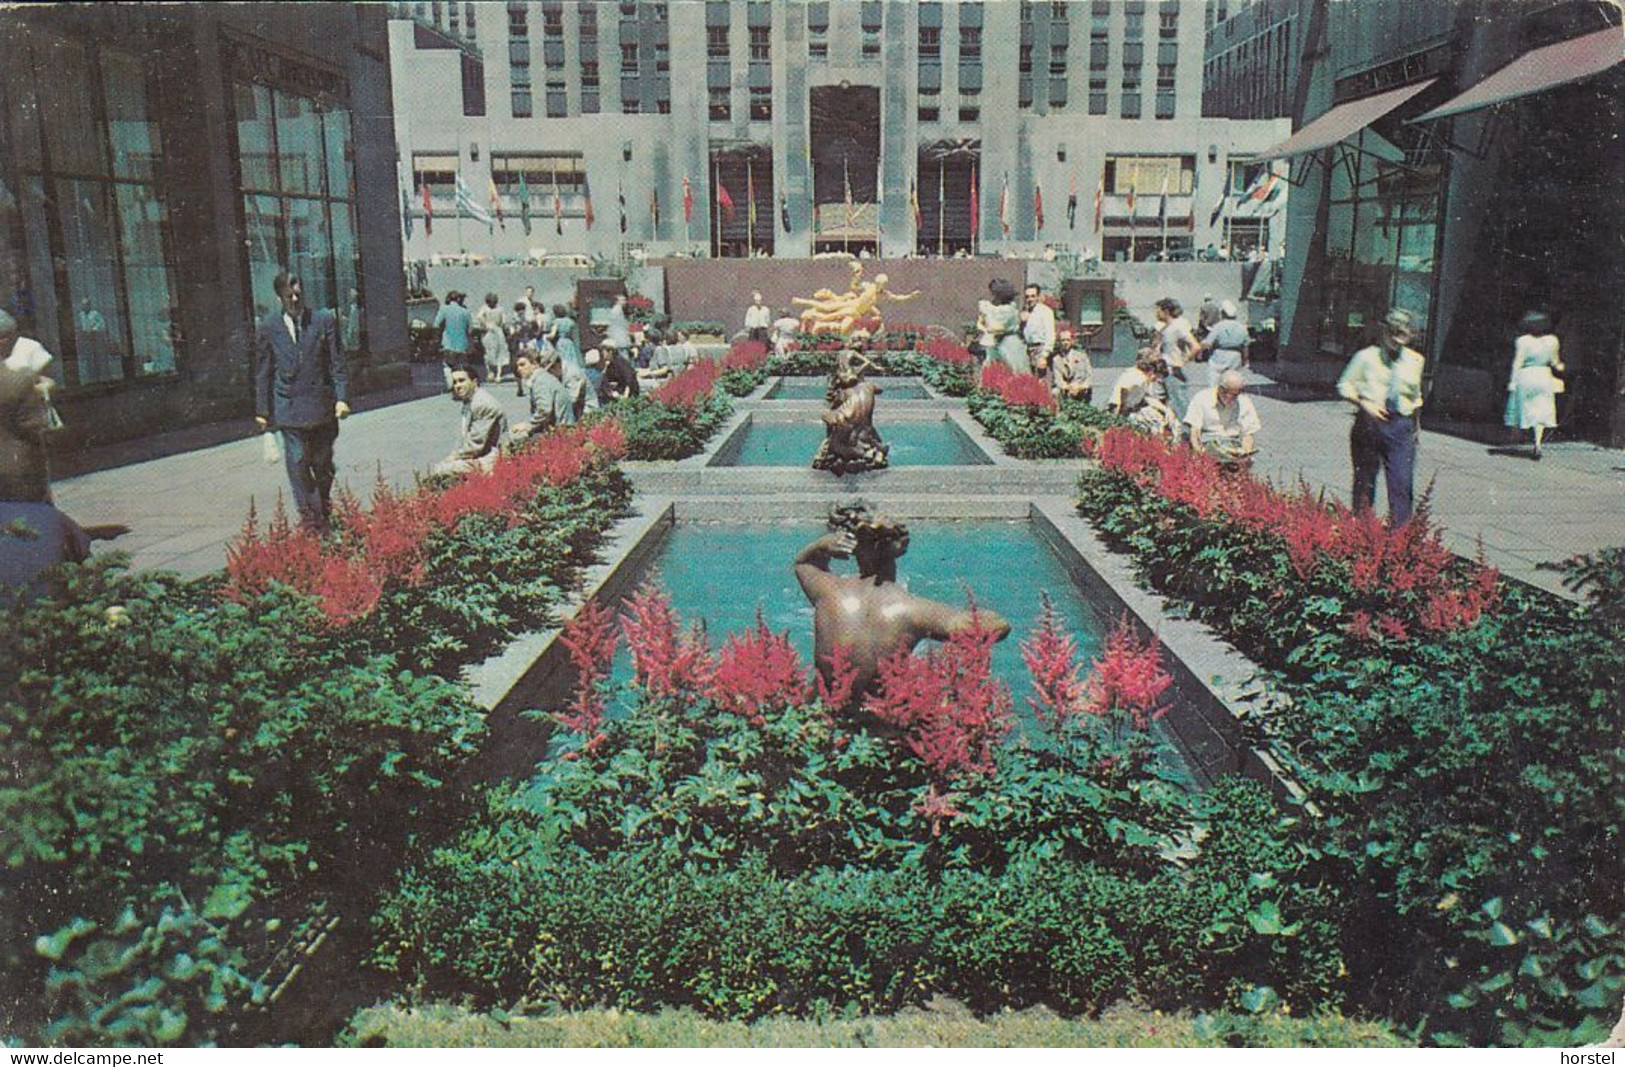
1256 78 1439 161
1412 26 1622 122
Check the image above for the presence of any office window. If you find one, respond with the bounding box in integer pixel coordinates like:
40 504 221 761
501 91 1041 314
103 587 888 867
622 95 640 114
1089 90 1107 113
1124 11 1143 37
542 3 563 35
460 52 485 115
509 40 530 65
1092 0 1110 37
1090 42 1108 69
920 25 941 57
464 2 476 33
959 94 979 122
1050 42 1068 75
581 59 599 88
1158 40 1178 64
656 41 670 72
1155 90 1175 119
1051 0 1068 16
749 25 769 61
808 0 829 56
919 103 940 121
651 1 666 19
578 1 595 29
1020 44 1034 74
508 3 527 33
511 63 532 88
1020 0 1033 22
1159 11 1179 38
749 85 771 120
1020 75 1034 108
619 1 636 15
1157 62 1176 89
621 42 639 72
581 91 599 113
707 25 728 57
1122 42 1143 66
1107 155 1194 194
960 26 982 59
1050 76 1068 108
656 95 671 113
710 85 730 119
1120 91 1140 117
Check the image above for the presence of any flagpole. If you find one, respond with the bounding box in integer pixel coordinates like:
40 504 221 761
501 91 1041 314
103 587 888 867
746 158 754 256
842 156 849 259
937 160 945 257
456 171 464 254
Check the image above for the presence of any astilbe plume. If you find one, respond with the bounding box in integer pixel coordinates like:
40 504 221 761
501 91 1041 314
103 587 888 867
557 598 620 734
710 612 812 724
815 643 861 711
980 360 1058 408
1020 593 1088 736
866 616 1014 781
723 339 769 372
1084 616 1173 732
922 337 975 367
653 359 721 410
620 581 717 697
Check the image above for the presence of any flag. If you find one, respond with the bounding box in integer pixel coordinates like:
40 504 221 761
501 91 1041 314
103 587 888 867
910 176 922 232
1125 184 1137 219
1209 168 1231 228
716 179 736 222
682 175 693 223
455 172 491 226
618 180 627 234
780 192 791 233
488 176 505 230
651 186 661 231
813 201 821 235
1244 166 1279 202
401 183 414 240
968 168 979 237
1066 173 1077 230
519 172 532 235
552 172 563 236
999 174 1010 237
1158 173 1169 225
843 158 854 230
583 175 595 230
421 180 433 236
746 161 757 239
1092 171 1103 234
1034 183 1045 233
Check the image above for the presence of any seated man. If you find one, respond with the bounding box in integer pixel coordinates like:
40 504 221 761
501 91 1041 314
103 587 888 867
1109 352 1178 436
597 338 641 404
1050 327 1094 403
511 347 575 441
795 506 1010 711
1184 370 1261 462
432 367 509 477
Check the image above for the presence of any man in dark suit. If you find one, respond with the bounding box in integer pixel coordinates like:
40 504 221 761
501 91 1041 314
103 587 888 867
254 271 350 532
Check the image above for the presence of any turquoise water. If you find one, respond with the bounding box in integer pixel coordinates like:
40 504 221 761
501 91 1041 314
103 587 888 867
769 377 932 400
604 520 1197 782
717 418 990 466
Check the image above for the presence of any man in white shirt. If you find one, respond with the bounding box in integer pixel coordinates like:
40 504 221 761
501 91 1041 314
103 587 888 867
1154 298 1198 420
1185 371 1261 461
744 291 772 344
771 308 800 356
1020 283 1057 376
1336 308 1425 525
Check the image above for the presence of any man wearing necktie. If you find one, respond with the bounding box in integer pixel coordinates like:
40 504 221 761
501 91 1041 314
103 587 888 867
254 271 350 532
1336 308 1425 526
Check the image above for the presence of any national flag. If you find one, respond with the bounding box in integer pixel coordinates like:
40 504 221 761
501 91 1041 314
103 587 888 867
813 201 822 235
1034 183 1044 233
780 192 791 233
999 174 1010 237
1066 173 1077 230
519 172 532 235
488 176 505 230
582 175 595 230
455 172 491 226
746 161 757 237
618 180 627 234
1209 168 1231 228
843 158 854 230
716 179 736 222
421 180 433 236
552 172 563 236
968 168 979 236
1244 166 1279 202
1158 174 1169 224
401 183 414 240
682 175 693 223
651 186 661 231
1092 171 1103 233
1125 185 1137 219
910 176 922 231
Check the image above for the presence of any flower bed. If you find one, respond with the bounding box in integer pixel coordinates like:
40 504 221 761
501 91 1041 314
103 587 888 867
718 339 770 397
967 365 1124 459
374 587 1348 1022
1076 428 1623 1046
1 427 634 1045
614 360 734 460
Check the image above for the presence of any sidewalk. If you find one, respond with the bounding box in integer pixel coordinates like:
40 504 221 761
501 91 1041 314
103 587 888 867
47 369 1624 599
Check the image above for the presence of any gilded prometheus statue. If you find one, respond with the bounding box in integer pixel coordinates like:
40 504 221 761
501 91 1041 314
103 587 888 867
793 262 920 336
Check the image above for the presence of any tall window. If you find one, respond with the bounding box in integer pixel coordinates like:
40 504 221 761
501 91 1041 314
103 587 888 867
960 26 982 59
4 35 182 382
1106 155 1195 194
707 25 729 58
749 85 772 121
710 85 731 120
920 25 941 58
808 2 829 57
749 25 770 61
621 42 639 72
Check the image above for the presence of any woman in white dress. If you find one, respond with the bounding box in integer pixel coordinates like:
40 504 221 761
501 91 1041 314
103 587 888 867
474 292 511 384
1504 310 1563 460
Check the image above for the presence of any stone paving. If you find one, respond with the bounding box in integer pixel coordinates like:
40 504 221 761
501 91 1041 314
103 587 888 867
47 366 1624 599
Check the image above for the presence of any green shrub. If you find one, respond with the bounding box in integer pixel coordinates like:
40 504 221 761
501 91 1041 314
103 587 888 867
611 394 733 460
967 393 1125 458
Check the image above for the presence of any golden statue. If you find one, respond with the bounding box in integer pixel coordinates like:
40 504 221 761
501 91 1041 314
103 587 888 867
793 263 920 336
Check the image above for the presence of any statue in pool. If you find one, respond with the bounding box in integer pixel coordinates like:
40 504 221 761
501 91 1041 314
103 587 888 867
794 505 1011 709
813 335 889 474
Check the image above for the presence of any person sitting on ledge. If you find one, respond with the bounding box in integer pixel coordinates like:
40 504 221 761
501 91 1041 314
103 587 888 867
432 367 509 478
511 346 575 441
1110 351 1178 437
1185 369 1261 465
795 505 1011 709
1051 326 1094 404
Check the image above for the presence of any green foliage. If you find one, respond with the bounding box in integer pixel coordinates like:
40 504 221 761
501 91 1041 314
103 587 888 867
886 352 976 396
611 394 733 460
967 393 1126 459
1541 546 1625 630
1075 469 1625 1045
719 368 766 397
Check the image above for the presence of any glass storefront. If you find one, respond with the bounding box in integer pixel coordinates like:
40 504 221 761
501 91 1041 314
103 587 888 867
230 81 361 351
0 27 179 386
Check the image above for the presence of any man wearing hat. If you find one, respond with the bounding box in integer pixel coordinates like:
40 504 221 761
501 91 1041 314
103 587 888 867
1336 308 1425 525
596 337 641 404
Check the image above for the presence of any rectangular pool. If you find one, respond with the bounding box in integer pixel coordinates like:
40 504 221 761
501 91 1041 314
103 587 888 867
711 417 991 467
768 377 933 400
610 519 1196 784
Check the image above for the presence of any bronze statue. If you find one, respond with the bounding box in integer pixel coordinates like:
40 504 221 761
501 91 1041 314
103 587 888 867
793 264 920 336
813 338 889 474
795 505 1011 707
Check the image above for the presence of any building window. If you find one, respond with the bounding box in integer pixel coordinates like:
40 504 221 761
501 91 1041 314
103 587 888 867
1050 42 1068 75
1106 155 1194 194
1090 41 1108 70
655 41 670 72
749 85 772 120
581 60 599 89
578 1 596 30
1091 0 1110 37
656 95 671 113
959 95 979 122
542 3 563 35
920 25 941 58
960 26 981 60
464 2 476 34
1050 76 1068 108
1019 43 1034 74
749 25 770 61
508 2 527 34
622 95 640 114
808 2 829 57
621 42 639 72
1122 42 1143 67
1019 75 1034 108
581 91 600 113
1089 90 1107 113
707 25 728 58
1124 11 1143 38
1155 90 1175 119
546 78 567 117
1120 91 1140 118
919 103 940 122
1020 1 1033 22
1157 62 1176 89
710 85 730 120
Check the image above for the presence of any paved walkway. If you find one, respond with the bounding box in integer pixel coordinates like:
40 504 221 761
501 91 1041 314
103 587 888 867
47 369 1624 599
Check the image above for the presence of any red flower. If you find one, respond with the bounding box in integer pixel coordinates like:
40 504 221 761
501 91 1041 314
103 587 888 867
558 598 620 735
710 612 812 724
723 339 769 372
620 581 716 697
1374 613 1409 643
653 360 721 409
1084 617 1172 730
1345 610 1375 642
1021 593 1088 734
816 643 861 711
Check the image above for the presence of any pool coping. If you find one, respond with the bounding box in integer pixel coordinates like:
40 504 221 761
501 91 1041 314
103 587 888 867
459 493 1304 802
704 410 998 469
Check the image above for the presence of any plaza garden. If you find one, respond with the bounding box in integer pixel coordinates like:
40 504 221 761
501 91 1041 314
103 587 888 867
2 335 1620 1048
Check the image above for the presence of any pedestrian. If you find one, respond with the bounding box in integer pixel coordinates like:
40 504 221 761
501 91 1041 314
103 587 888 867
76 298 112 381
744 290 772 344
1336 307 1425 526
517 285 539 329
598 338 641 404
474 292 511 384
602 293 633 353
1504 310 1564 461
977 278 1029 375
1200 301 1251 381
253 271 350 532
1196 293 1222 340
433 290 473 389
511 347 575 440
1185 370 1261 463
1021 282 1057 378
432 367 509 477
0 356 51 503
772 307 800 357
1154 298 1198 420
